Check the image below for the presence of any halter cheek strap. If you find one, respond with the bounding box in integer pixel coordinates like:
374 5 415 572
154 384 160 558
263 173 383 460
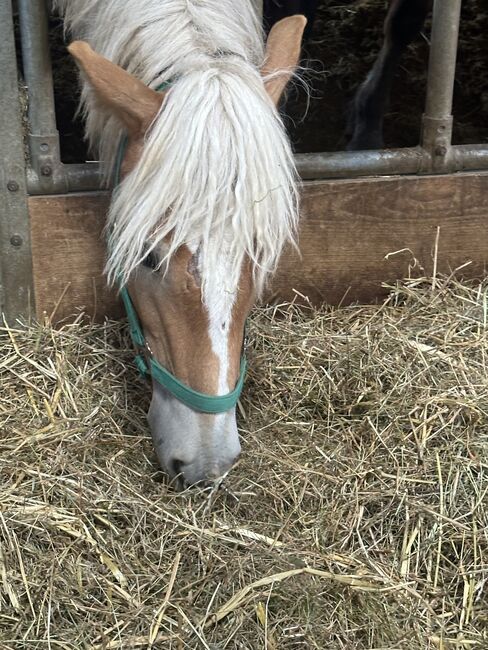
120 285 247 414
113 82 247 414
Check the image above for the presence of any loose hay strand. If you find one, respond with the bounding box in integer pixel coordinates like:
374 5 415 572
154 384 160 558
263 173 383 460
0 276 487 649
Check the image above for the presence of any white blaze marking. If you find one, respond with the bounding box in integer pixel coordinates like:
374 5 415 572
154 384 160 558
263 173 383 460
188 239 243 459
205 271 238 443
189 241 241 398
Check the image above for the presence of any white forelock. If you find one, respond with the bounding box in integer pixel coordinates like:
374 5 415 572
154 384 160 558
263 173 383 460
54 0 299 297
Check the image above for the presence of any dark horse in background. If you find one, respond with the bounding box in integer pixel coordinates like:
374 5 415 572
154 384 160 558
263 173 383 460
264 0 431 150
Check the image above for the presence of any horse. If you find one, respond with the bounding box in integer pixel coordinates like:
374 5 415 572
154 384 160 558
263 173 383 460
54 0 307 489
264 0 431 150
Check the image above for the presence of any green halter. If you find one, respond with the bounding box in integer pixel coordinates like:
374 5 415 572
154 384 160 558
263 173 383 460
113 82 247 414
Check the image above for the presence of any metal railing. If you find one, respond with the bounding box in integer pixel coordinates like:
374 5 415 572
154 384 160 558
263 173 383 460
18 0 103 194
1 0 487 321
8 0 488 190
297 0 488 178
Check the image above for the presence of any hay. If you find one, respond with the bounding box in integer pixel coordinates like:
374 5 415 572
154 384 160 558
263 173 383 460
1 276 487 649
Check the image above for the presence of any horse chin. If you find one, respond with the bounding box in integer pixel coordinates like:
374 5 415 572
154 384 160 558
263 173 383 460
147 381 241 489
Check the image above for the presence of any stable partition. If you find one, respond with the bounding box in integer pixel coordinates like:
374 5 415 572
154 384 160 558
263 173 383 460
29 171 488 321
1 0 488 323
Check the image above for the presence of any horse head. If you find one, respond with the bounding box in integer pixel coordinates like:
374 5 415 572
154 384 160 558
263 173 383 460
68 15 306 488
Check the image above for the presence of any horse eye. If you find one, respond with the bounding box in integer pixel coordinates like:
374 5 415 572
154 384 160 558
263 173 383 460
142 250 158 270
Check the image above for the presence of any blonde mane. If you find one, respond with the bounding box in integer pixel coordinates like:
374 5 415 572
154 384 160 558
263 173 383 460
55 0 299 295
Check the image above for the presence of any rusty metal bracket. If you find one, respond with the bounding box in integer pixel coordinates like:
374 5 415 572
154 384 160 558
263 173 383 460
421 115 455 173
0 0 35 322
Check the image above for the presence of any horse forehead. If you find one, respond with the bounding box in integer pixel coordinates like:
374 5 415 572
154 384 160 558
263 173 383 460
182 241 241 317
148 245 238 344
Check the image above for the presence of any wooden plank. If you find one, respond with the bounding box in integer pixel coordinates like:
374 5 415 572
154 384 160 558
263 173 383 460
29 172 488 322
29 192 122 323
270 171 488 304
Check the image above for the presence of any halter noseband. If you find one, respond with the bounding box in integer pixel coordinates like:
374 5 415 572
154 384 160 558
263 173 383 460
113 82 247 414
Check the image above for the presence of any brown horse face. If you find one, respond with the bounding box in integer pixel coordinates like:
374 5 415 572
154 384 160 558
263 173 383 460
128 242 254 488
114 128 256 488
68 16 306 487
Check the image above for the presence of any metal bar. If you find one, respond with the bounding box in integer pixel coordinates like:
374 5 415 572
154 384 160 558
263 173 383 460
25 143 488 193
421 0 462 171
0 0 35 322
424 0 462 126
296 148 422 180
296 144 488 181
18 0 63 191
18 0 57 136
454 145 488 173
27 163 103 195
20 0 486 192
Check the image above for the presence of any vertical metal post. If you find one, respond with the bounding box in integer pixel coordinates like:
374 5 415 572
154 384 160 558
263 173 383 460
18 0 64 192
421 0 462 172
0 0 35 322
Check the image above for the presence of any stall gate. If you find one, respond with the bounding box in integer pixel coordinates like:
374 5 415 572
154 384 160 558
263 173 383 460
1 0 488 322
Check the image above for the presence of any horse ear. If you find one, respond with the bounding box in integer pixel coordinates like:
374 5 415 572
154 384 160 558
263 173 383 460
68 41 164 135
262 15 307 106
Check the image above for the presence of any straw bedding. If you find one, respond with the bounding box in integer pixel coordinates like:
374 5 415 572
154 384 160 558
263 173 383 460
1 277 487 649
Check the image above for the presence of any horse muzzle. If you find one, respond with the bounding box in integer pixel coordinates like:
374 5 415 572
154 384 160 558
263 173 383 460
148 381 241 488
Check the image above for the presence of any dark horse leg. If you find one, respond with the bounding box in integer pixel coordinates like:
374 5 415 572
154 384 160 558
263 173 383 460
346 0 431 150
263 0 319 37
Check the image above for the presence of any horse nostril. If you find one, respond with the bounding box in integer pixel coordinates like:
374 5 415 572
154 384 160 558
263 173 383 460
169 453 239 487
171 459 186 477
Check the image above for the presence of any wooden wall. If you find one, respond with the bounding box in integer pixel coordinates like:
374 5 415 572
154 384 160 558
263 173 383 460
29 172 488 322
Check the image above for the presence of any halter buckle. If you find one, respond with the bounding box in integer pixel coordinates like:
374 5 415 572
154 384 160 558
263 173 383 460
134 339 153 379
